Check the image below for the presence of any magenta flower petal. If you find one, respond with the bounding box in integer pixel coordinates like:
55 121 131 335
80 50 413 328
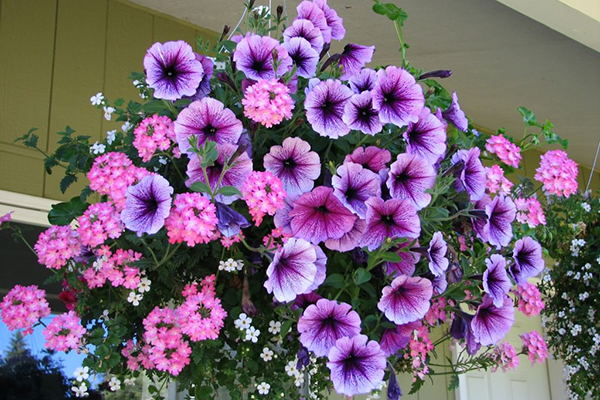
305 79 353 139
451 147 486 201
298 299 361 357
471 295 515 346
387 153 436 210
264 137 321 197
361 197 420 251
443 92 469 132
339 44 375 80
404 107 447 165
290 186 357 244
342 91 382 135
233 34 292 81
511 237 544 284
264 238 318 302
327 335 386 397
472 195 492 242
325 218 366 252
283 37 319 79
283 19 324 54
385 241 420 277
378 275 433 325
144 41 204 101
332 162 381 218
121 175 173 236
345 146 391 174
188 54 213 101
348 68 377 94
297 1 332 43
428 232 448 277
483 255 512 307
486 195 516 249
314 0 346 41
274 196 296 235
379 321 421 356
372 66 424 128
175 98 243 154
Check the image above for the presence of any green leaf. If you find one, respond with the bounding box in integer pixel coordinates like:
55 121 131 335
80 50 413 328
142 100 166 113
174 99 192 107
48 197 89 226
114 98 125 107
354 268 372 285
190 181 211 194
195 386 214 398
59 173 78 193
517 106 538 126
220 40 237 53
380 251 402 263
323 273 345 288
372 3 387 15
216 186 242 197
44 157 59 174
280 320 294 337
448 374 460 390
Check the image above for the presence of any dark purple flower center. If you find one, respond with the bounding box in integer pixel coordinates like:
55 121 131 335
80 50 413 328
383 214 395 225
383 90 399 105
342 352 366 374
516 247 532 266
203 125 217 137
321 98 337 117
345 186 358 201
252 59 267 73
163 62 180 81
395 171 409 183
283 158 297 168
317 204 330 214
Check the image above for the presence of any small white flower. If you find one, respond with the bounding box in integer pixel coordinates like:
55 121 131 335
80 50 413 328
558 328 566 335
285 361 297 376
132 80 140 87
294 372 304 387
234 313 252 330
245 326 260 343
124 377 135 386
257 382 270 395
101 309 110 321
106 130 117 145
122 121 133 132
138 277 151 293
158 156 168 165
90 92 104 106
73 366 90 382
582 202 591 212
72 383 89 397
127 292 143 306
108 376 121 391
268 320 281 335
103 106 116 121
90 141 106 155
260 347 274 362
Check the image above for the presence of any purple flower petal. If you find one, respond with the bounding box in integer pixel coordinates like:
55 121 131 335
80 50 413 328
428 232 449 277
274 195 296 235
472 195 492 242
289 186 357 244
233 34 292 81
305 245 328 293
404 107 447 165
215 202 251 237
471 295 514 346
379 321 421 356
327 335 386 397
342 91 382 135
386 153 436 210
486 195 516 249
339 44 375 80
361 197 421 251
325 218 366 252
372 66 424 128
283 19 324 54
283 37 319 79
187 54 214 101
297 1 332 43
314 0 346 41
451 147 486 201
298 299 361 357
511 237 544 284
332 162 381 218
443 92 469 132
305 79 353 139
483 254 512 307
345 146 391 174
385 241 420 277
348 68 377 94
121 175 173 236
378 275 433 325
432 274 448 295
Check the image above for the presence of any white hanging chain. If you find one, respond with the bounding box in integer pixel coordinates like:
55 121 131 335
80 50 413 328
585 138 600 193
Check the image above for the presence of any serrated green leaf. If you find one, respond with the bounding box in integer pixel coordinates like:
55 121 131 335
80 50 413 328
48 197 89 226
517 106 538 126
59 174 78 193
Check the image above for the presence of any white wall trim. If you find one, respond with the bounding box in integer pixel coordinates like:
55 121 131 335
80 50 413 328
0 190 59 227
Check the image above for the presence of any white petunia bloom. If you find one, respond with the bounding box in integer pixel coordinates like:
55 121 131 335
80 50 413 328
106 130 117 145
122 121 133 132
260 347 274 362
234 313 252 330
138 277 151 293
108 377 121 391
581 202 591 212
127 292 143 306
90 92 104 106
72 383 89 397
285 361 297 376
268 320 282 335
245 326 260 343
90 141 106 155
257 382 270 395
73 366 90 382
103 106 116 121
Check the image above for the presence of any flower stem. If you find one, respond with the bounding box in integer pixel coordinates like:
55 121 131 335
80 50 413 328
393 20 406 68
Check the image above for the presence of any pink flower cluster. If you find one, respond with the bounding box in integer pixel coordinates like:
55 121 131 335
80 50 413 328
424 297 449 326
405 325 434 381
82 247 142 290
491 342 519 373
0 285 51 335
515 198 546 228
87 152 149 210
516 283 545 317
0 211 12 228
534 150 578 197
242 171 287 226
164 193 218 246
220 232 244 248
485 134 522 168
77 202 123 248
521 331 548 365
42 310 86 352
486 165 513 195
177 275 227 341
34 225 82 270
242 79 294 128
262 227 291 250
133 115 178 162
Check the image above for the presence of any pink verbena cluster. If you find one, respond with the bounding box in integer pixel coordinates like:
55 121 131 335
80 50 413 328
404 325 434 381
242 171 287 226
133 114 178 162
485 134 522 168
534 150 578 197
142 306 192 375
486 165 513 195
515 283 545 317
220 232 244 249
87 152 149 210
77 202 123 248
262 227 291 250
0 285 51 335
515 198 546 228
164 193 218 246
177 275 227 341
242 79 294 128
82 247 142 290
42 310 86 352
521 331 548 365
424 297 449 326
491 342 519 373
34 225 82 270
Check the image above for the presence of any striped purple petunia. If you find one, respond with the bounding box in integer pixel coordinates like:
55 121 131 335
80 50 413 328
342 91 382 135
427 232 449 277
372 66 424 128
386 153 436 210
361 197 421 251
339 43 375 80
305 79 353 138
404 107 447 165
332 162 381 218
121 175 173 236
233 34 292 81
471 294 515 346
451 147 486 201
511 237 544 284
377 275 433 325
283 19 324 54
283 37 319 79
483 254 512 307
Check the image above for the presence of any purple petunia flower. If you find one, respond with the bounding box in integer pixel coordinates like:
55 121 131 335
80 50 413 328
306 245 328 293
432 274 448 294
485 195 516 249
121 175 173 236
404 107 447 165
297 1 332 43
274 196 296 235
324 218 366 252
233 34 292 81
372 66 424 128
511 237 544 284
264 238 318 302
283 37 319 79
283 19 324 54
339 44 375 80
264 137 321 198
185 143 252 204
443 92 469 132
175 98 243 154
385 241 420 277
143 41 204 101
327 335 386 397
361 197 421 251
472 195 492 242
289 186 357 244
377 275 433 325
214 202 251 238
297 298 361 357
342 91 382 135
386 153 436 210
379 320 421 356
314 0 346 41
348 68 377 94
451 147 486 201
470 294 515 346
428 232 449 277
345 146 391 173
332 162 381 218
305 79 353 138
188 54 214 101
388 370 402 400
483 254 512 307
